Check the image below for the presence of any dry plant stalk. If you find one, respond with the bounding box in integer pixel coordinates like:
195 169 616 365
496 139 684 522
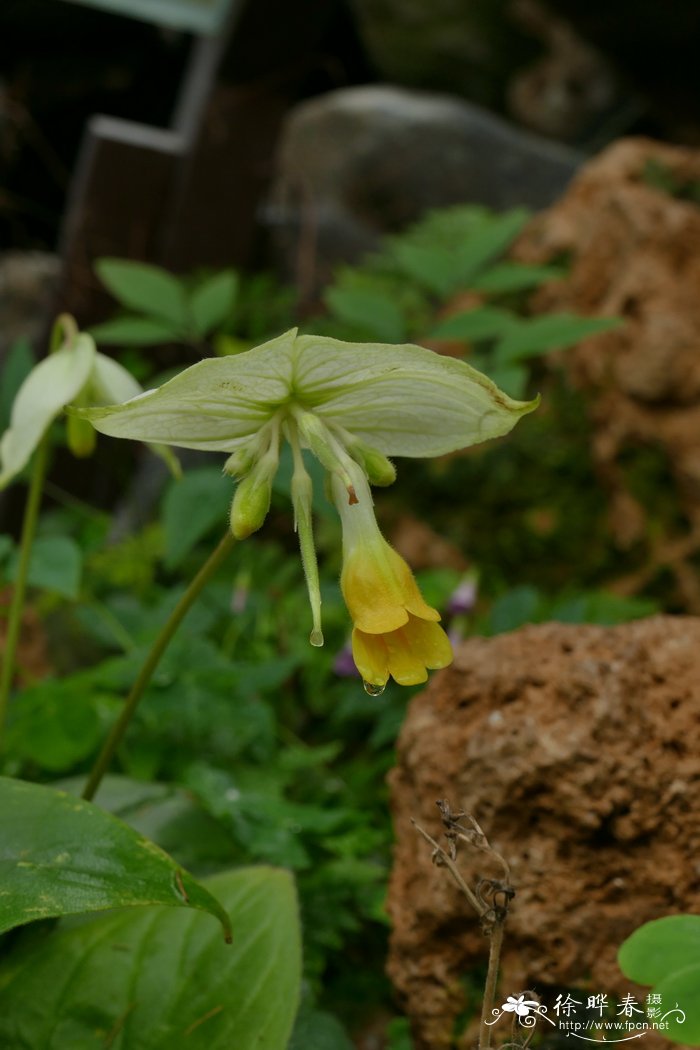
412 800 515 1050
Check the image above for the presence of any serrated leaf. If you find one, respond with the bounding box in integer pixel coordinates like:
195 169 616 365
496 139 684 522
494 314 622 363
0 777 231 938
451 209 531 288
0 866 300 1050
428 306 517 342
95 259 188 327
6 535 82 599
190 270 239 337
162 467 231 567
89 315 184 346
472 262 563 294
324 286 407 342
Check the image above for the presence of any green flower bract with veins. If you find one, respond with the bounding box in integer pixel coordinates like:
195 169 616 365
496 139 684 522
80 328 538 686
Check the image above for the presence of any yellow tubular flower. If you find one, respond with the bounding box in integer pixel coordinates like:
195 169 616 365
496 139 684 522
333 463 453 688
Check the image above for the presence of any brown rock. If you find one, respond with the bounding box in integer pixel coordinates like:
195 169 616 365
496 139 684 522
511 139 700 587
387 617 700 1049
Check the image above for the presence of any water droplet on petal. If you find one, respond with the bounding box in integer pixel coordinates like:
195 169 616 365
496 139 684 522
363 680 386 696
309 628 324 647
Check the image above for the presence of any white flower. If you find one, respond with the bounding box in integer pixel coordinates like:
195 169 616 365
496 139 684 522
0 325 142 489
79 327 538 681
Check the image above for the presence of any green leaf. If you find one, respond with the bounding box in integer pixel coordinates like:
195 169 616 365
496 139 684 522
390 243 456 297
89 315 184 346
324 286 408 342
618 915 700 985
0 866 300 1050
0 777 231 937
190 270 239 337
428 306 517 342
619 917 700 1046
0 338 35 432
471 262 563 294
162 467 231 567
6 535 82 599
95 259 188 327
451 209 531 288
489 585 542 633
289 1008 355 1050
494 314 622 363
7 687 102 773
654 964 700 1044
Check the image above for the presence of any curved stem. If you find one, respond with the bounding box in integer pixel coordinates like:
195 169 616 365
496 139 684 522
82 530 236 801
0 434 50 748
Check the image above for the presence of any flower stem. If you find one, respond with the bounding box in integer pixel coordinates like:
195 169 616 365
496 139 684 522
0 434 50 748
82 530 236 801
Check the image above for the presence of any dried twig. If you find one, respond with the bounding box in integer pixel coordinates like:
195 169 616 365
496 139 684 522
412 800 516 1050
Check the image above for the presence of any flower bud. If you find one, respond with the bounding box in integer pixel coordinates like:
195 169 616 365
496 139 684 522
66 412 96 458
348 441 396 487
229 456 277 539
223 443 258 479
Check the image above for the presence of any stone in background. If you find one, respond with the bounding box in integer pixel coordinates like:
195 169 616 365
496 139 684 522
267 84 580 291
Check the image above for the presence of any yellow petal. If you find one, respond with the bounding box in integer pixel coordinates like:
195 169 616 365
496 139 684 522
341 539 439 634
400 617 453 671
352 629 389 687
352 616 453 688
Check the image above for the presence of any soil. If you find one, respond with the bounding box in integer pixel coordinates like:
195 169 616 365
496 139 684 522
387 616 700 1049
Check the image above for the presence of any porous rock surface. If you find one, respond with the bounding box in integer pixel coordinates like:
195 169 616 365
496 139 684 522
387 617 700 1049
512 139 700 593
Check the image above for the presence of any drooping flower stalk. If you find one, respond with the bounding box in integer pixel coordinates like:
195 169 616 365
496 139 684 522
82 530 236 801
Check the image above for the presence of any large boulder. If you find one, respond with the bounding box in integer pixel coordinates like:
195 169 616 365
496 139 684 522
267 85 580 288
387 617 700 1049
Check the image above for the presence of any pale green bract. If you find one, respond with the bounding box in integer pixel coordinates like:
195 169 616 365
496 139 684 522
80 328 538 455
80 328 538 659
0 332 142 489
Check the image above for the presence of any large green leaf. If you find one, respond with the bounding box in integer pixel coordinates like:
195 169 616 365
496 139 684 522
0 866 300 1050
0 777 230 937
95 259 188 327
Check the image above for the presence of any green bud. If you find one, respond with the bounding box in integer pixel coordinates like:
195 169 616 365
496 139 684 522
229 454 278 539
223 442 258 479
66 412 96 458
349 442 396 487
